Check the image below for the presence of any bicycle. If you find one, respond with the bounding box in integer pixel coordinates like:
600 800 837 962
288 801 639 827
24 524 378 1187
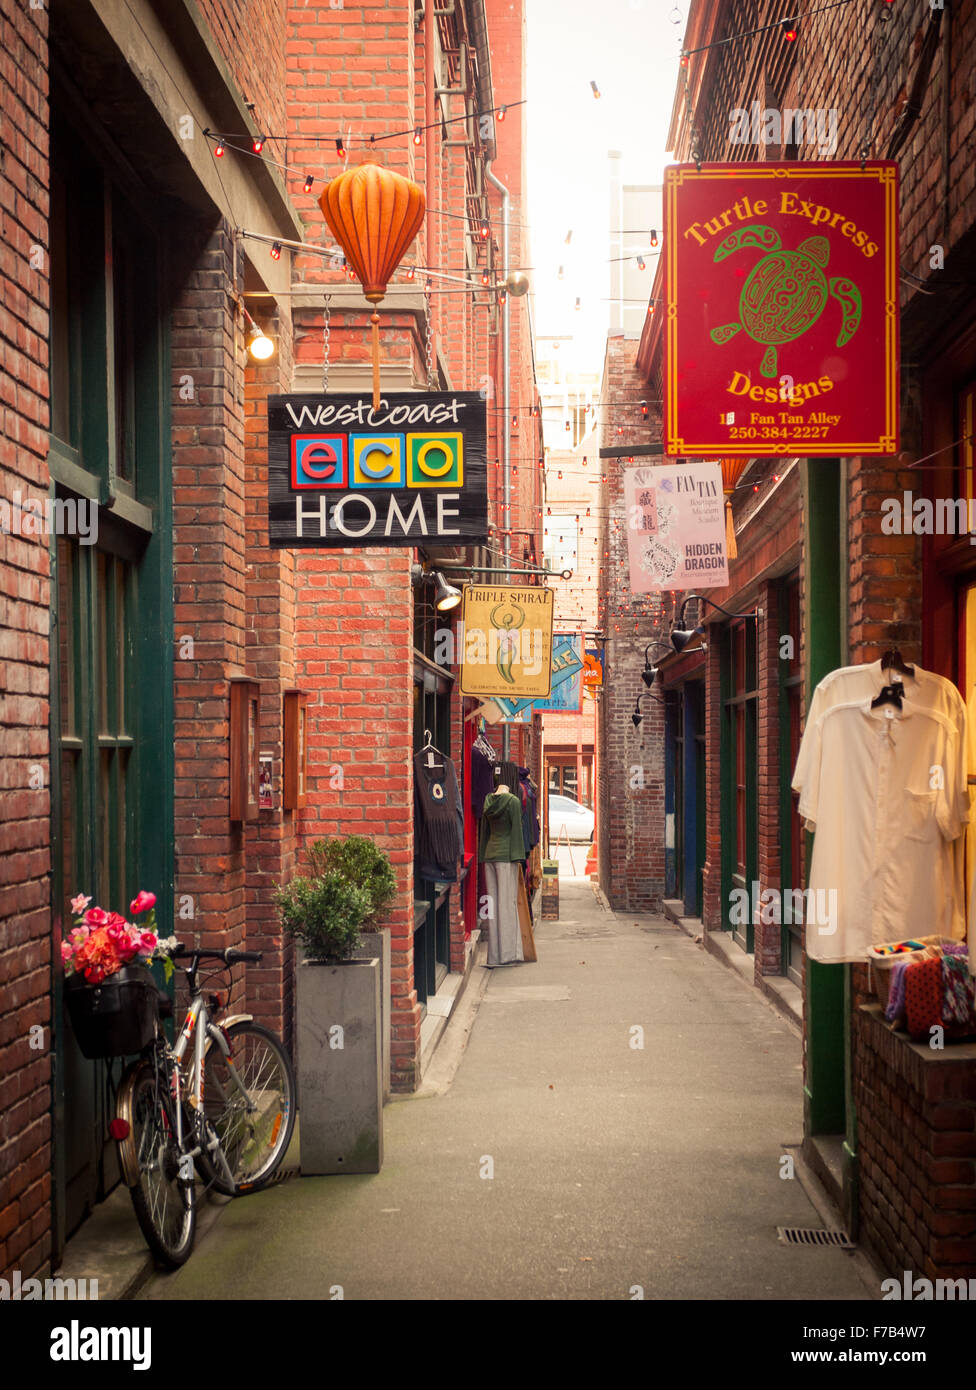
111 944 297 1269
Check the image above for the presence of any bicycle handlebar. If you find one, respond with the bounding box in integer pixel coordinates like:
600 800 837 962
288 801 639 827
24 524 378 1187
169 945 263 966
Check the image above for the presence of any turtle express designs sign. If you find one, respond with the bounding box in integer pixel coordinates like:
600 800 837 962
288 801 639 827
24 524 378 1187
268 392 488 547
459 585 554 699
664 162 898 456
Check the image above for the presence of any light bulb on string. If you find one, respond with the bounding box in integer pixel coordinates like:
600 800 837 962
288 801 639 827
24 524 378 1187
590 81 601 98
413 128 423 145
336 139 346 161
497 105 507 121
575 297 581 311
650 230 659 248
270 241 282 260
303 173 314 193
557 266 564 280
636 255 645 270
782 18 797 40
214 139 225 157
482 270 490 285
252 135 266 154
405 266 415 280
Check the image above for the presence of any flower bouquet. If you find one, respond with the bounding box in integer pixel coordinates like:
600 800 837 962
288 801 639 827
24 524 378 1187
63 891 176 1059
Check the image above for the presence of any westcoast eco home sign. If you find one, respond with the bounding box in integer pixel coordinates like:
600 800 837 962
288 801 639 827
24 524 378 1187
267 391 488 548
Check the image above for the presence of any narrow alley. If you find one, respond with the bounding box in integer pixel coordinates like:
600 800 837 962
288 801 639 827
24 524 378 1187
139 880 871 1303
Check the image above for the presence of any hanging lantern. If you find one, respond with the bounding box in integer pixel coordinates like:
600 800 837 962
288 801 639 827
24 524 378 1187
318 162 426 407
720 457 749 559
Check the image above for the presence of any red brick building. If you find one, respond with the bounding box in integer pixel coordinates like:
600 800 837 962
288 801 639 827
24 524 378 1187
0 0 540 1281
615 0 976 1283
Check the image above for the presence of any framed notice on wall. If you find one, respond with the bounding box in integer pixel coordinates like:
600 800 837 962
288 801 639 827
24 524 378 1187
267 392 488 547
283 689 309 811
664 161 899 456
230 678 261 823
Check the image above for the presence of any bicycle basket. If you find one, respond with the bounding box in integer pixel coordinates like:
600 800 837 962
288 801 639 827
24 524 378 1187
64 964 160 1059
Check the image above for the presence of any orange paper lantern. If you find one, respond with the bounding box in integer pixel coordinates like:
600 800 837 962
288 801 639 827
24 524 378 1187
318 162 426 407
720 457 749 559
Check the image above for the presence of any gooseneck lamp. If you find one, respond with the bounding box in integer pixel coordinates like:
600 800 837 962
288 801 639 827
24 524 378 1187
670 594 757 651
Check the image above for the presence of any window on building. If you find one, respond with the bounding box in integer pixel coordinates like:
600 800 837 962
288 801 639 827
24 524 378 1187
544 513 578 571
724 617 758 952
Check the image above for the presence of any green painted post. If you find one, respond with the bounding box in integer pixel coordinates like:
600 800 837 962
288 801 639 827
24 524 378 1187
802 459 846 1138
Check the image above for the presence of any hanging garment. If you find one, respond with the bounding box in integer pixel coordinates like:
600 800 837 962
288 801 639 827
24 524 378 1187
791 659 968 963
483 861 524 966
470 745 495 818
414 749 463 882
478 790 526 863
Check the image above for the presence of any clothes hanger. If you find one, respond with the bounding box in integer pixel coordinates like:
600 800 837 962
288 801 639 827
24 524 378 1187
880 647 915 680
422 727 443 769
870 682 903 711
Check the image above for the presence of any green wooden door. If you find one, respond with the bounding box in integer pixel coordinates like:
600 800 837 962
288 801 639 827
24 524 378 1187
48 100 174 1259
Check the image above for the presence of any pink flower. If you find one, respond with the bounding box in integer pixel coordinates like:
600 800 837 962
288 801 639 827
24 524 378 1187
70 926 90 945
139 932 158 953
70 893 91 915
61 941 74 964
130 891 156 917
84 907 108 927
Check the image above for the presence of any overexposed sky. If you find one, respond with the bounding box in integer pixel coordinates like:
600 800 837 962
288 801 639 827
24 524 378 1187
524 0 687 375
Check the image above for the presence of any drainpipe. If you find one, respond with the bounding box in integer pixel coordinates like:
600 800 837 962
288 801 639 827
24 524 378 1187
486 162 511 758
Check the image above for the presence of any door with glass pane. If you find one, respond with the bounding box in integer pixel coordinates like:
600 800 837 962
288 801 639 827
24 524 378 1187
56 540 136 1234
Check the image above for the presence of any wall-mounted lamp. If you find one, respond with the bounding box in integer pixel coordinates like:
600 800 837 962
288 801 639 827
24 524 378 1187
669 594 758 651
240 302 275 361
410 564 462 612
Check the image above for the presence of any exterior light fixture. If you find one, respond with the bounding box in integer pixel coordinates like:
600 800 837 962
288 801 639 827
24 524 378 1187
433 571 462 612
506 271 529 296
670 594 757 651
247 323 275 361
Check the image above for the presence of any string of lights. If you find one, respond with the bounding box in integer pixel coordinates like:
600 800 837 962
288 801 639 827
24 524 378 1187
679 0 860 61
205 98 526 154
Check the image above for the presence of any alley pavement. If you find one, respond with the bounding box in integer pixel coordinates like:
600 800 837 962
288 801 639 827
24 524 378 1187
138 878 874 1301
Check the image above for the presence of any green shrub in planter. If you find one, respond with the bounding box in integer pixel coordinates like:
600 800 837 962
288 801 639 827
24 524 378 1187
274 871 373 961
303 836 396 926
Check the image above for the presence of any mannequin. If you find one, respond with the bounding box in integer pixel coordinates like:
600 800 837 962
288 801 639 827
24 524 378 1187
478 760 525 967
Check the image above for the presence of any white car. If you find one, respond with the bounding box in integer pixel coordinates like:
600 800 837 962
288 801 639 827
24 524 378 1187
548 793 595 843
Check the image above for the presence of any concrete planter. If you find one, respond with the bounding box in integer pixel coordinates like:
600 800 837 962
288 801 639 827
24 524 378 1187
352 929 391 1103
296 956 383 1175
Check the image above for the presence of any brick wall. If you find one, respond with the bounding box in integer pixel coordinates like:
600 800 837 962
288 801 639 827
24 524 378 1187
171 222 251 1018
0 0 51 1281
855 1006 976 1281
596 336 667 910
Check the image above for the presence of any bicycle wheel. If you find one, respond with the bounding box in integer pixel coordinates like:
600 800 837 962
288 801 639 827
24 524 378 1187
200 1021 296 1196
117 1060 196 1268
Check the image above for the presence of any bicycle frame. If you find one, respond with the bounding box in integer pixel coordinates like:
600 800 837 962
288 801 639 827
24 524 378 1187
166 988 260 1191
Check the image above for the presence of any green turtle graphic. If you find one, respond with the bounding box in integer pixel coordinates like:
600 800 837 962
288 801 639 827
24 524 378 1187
709 224 862 379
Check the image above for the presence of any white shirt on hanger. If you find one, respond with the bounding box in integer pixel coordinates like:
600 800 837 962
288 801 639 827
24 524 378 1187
792 660 968 963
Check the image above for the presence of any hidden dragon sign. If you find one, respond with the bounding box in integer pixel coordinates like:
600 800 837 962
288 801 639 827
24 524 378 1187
268 391 488 547
664 161 899 456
